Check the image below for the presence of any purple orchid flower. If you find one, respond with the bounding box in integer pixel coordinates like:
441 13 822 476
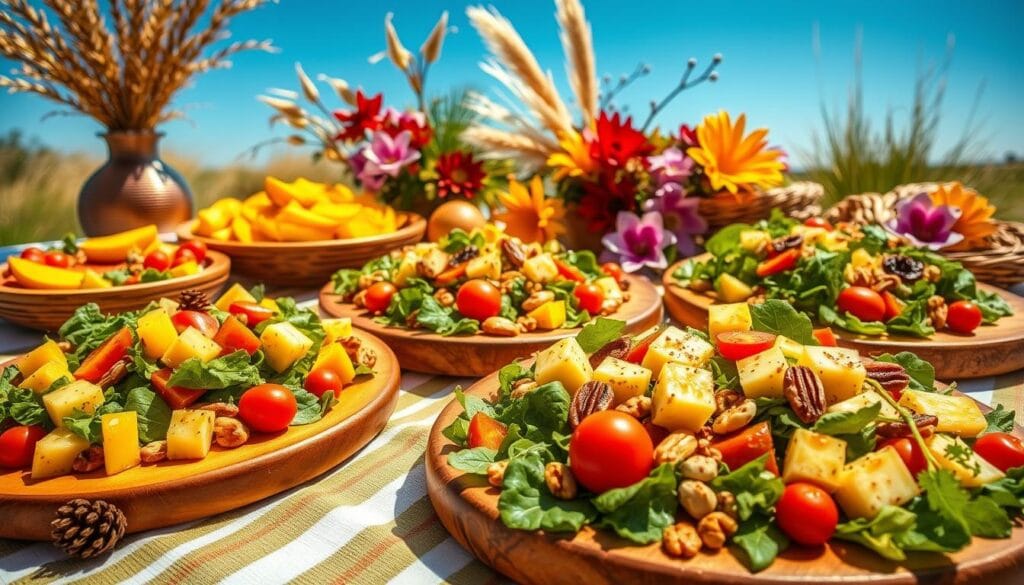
647 147 694 186
643 183 707 256
601 211 677 273
352 129 420 190
886 193 964 250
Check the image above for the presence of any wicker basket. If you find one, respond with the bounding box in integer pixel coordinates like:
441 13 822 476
698 181 824 232
825 183 1024 288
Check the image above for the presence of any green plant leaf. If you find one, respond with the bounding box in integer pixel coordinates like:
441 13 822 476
593 463 678 544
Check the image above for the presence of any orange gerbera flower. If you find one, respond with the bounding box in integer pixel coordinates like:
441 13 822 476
687 111 785 195
929 181 997 249
493 176 566 243
547 130 596 181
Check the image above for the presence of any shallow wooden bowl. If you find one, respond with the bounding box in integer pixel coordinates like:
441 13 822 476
0 330 401 541
662 257 1024 380
319 274 664 377
175 213 426 287
0 251 231 332
426 373 1024 584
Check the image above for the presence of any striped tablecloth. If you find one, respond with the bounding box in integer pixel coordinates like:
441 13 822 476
1 288 1023 585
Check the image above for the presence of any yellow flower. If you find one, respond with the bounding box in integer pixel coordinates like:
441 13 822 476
687 110 785 196
493 176 566 244
930 181 997 249
547 131 595 182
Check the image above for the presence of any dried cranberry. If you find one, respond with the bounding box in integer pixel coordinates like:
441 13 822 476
883 255 924 282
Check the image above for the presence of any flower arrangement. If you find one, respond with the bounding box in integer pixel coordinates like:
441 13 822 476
886 182 997 251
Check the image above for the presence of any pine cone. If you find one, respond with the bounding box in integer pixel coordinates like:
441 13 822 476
51 499 127 559
178 289 211 312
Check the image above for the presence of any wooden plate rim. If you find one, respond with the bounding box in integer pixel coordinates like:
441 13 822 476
174 212 426 250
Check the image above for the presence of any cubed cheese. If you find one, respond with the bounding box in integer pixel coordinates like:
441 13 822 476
161 326 222 369
260 322 315 373
392 252 418 287
214 283 256 312
827 388 899 419
17 360 70 394
42 380 104 428
466 252 501 280
592 357 652 405
101 412 141 476
14 339 67 377
31 428 90 479
834 447 920 519
313 342 355 384
321 318 353 344
594 277 624 304
651 363 715 432
166 410 215 460
783 429 847 492
798 346 865 404
534 337 592 395
772 335 806 361
522 254 558 283
898 391 986 437
136 308 179 360
641 326 714 378
737 347 788 399
527 300 567 330
927 434 1005 487
708 303 752 341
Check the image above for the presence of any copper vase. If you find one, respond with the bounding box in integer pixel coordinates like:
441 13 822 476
77 131 193 236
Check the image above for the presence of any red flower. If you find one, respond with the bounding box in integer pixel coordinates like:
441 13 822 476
577 169 641 233
678 124 698 147
435 151 486 199
382 109 433 150
333 91 383 141
588 111 653 168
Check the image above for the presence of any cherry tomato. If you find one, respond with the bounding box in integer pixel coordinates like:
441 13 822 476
601 262 625 284
573 283 604 314
973 432 1024 472
19 247 46 263
43 251 72 268
178 240 208 263
755 248 800 277
803 217 833 231
304 368 344 398
947 300 983 334
712 421 776 474
569 411 653 493
812 327 838 347
172 247 197 267
882 290 905 321
171 310 220 337
0 425 47 468
467 412 507 450
715 331 777 361
364 282 397 313
837 286 886 322
456 279 502 321
143 249 171 272
229 301 274 326
775 482 839 546
879 438 927 477
239 384 297 433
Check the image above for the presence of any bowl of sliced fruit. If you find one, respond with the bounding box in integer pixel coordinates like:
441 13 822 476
0 225 230 332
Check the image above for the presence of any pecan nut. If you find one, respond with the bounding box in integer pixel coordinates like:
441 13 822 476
711 399 756 435
863 360 911 395
663 522 702 558
654 432 698 464
521 290 555 312
509 378 538 400
96 357 131 389
214 417 250 448
876 414 939 439
486 460 508 488
569 381 614 428
140 440 167 464
501 238 527 268
713 389 743 417
615 395 651 419
482 316 519 337
72 445 104 473
544 462 578 499
698 511 738 549
783 366 827 424
587 337 630 368
770 234 803 255
449 245 479 266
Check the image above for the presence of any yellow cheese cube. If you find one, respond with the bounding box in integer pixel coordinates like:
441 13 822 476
594 276 624 304
18 360 71 394
31 428 90 480
739 229 771 252
737 347 788 399
827 388 899 419
898 391 987 438
715 273 754 303
101 412 141 476
158 297 180 314
527 300 567 330
215 283 257 312
81 269 112 289
798 346 865 404
652 363 715 432
521 254 559 283
641 326 714 378
772 335 806 361
169 260 200 277
42 380 104 428
15 339 67 377
708 303 751 341
534 337 592 395
927 434 1005 487
834 447 920 519
466 252 501 280
783 429 847 492
321 318 353 344
166 410 215 460
260 322 314 373
161 326 222 369
592 357 652 405
313 342 355 384
392 252 418 287
137 308 179 360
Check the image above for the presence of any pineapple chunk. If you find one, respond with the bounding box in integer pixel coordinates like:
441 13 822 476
166 410 215 460
18 360 70 394
850 248 875 269
783 429 847 492
592 357 652 405
737 347 788 399
158 297 180 314
651 363 715 432
641 326 714 378
528 300 567 330
715 274 754 303
534 337 592 395
161 326 222 369
31 428 90 479
798 346 865 404
392 252 418 287
834 447 920 519
261 322 314 373
14 339 67 377
136 308 179 360
522 254 559 283
214 283 257 312
466 252 501 280
169 260 200 277
313 342 355 384
827 388 899 419
927 434 1004 487
739 229 771 253
708 303 752 341
594 277 624 304
42 380 104 428
772 335 806 361
101 412 141 476
321 318 353 344
790 224 828 245
898 391 986 437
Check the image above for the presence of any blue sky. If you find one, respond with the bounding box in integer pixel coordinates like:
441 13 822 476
0 0 1021 168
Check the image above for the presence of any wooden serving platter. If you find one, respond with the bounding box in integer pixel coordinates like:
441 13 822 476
0 251 231 332
425 372 1024 585
319 275 664 377
663 258 1024 379
0 330 400 541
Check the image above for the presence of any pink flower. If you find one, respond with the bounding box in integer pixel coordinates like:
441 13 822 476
648 147 695 186
887 193 964 250
352 130 421 191
601 211 676 273
644 183 707 256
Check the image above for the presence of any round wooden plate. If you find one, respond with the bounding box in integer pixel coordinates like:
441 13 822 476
0 330 400 541
662 257 1024 379
425 372 1024 585
175 213 426 287
318 275 664 377
0 250 231 332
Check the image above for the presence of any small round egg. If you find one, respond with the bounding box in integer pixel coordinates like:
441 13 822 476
427 200 486 242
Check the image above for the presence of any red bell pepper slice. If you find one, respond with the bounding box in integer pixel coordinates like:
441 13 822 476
624 324 668 364
150 368 206 410
467 412 507 450
74 327 133 383
213 315 261 355
554 258 585 282
435 263 467 287
755 248 800 278
812 327 839 347
882 291 905 322
712 421 776 474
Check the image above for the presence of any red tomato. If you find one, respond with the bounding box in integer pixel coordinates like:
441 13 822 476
151 368 206 410
775 483 839 546
171 247 197 267
239 384 298 433
304 368 344 398
882 291 905 321
178 240 208 263
364 282 397 313
715 331 777 361
569 411 654 493
229 301 274 326
74 327 133 383
879 438 927 477
601 262 625 284
467 412 508 450
143 249 171 272
171 310 219 337
803 217 833 231
973 432 1024 472
456 279 502 321
573 283 604 314
812 327 838 347
212 315 261 355
712 421 776 474
624 324 667 364
19 247 46 263
0 425 47 468
554 258 585 282
755 248 800 277
837 286 886 322
43 251 72 268
947 300 983 334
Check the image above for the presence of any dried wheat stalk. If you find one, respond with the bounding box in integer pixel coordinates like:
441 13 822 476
555 0 596 126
